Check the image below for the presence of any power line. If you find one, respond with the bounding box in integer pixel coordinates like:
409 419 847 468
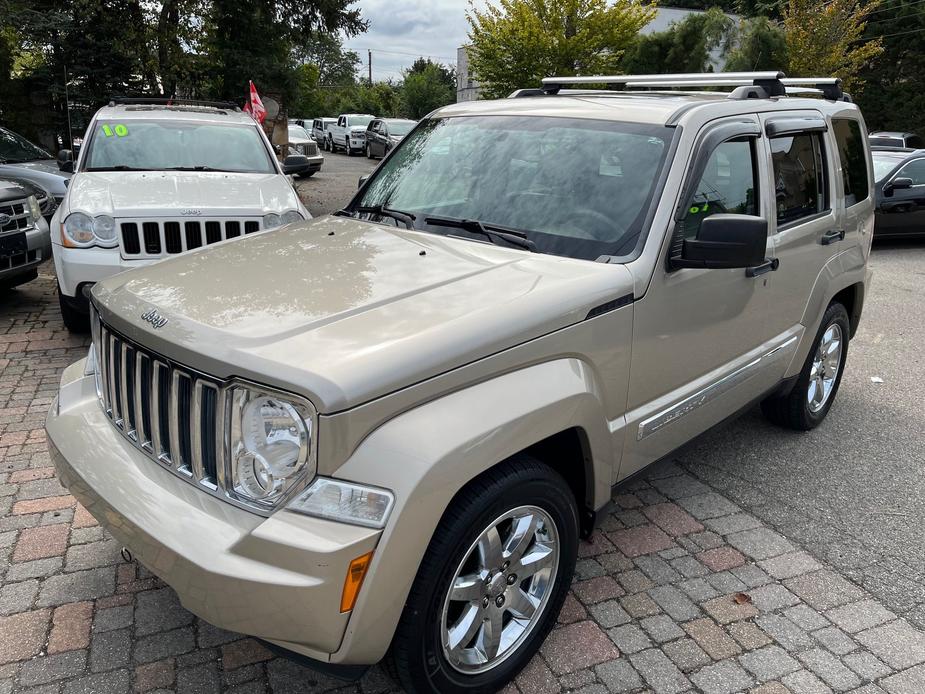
351 47 458 63
853 23 925 39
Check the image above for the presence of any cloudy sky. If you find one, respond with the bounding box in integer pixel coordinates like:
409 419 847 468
343 0 486 82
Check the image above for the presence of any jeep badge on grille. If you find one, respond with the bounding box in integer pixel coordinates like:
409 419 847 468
141 308 168 329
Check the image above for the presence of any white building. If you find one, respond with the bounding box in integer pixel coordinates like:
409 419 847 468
457 6 739 102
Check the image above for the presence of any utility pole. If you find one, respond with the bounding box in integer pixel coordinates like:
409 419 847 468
63 64 73 153
368 50 372 84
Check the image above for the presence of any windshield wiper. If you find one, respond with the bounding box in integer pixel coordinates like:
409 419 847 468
423 215 536 251
86 165 146 171
164 166 234 172
347 204 416 229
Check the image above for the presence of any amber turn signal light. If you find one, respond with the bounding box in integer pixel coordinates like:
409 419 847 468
340 551 374 613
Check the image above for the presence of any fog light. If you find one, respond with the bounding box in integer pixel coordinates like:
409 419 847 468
287 478 394 528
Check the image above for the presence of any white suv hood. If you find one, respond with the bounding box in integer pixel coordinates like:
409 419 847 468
65 171 302 218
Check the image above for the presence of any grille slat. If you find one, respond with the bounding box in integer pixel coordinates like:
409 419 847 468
119 218 261 258
90 310 234 503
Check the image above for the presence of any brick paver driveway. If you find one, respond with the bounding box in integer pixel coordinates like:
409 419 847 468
2 267 924 694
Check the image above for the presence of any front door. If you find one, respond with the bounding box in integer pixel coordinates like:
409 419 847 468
621 116 785 481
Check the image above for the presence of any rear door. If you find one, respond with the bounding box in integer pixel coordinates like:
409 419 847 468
758 112 840 342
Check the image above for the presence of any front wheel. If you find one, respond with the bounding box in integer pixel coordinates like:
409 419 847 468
762 301 849 430
386 457 578 694
366 143 373 159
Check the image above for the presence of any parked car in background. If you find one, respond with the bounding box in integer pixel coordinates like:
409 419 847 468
48 71 872 694
869 131 924 149
364 118 417 159
0 125 71 210
286 124 323 177
51 98 310 332
871 147 925 238
312 118 336 148
326 114 375 155
0 176 51 289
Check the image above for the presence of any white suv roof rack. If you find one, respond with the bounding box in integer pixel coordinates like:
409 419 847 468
527 72 847 102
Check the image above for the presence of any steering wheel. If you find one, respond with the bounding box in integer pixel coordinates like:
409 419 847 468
569 208 616 241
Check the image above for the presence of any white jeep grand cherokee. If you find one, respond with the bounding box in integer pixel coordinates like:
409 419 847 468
51 98 310 331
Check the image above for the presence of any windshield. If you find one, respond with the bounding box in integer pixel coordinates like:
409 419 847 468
289 125 311 139
348 116 374 128
84 120 275 173
0 127 53 163
355 115 673 260
387 120 415 136
873 156 901 182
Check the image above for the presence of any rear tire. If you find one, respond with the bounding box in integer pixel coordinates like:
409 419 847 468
761 301 849 430
385 456 579 694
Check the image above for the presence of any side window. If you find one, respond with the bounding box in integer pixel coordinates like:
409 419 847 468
832 119 870 207
681 137 758 240
770 133 828 226
338 117 345 127
894 158 925 185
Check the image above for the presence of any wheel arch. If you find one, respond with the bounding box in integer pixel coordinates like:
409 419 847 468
328 358 614 665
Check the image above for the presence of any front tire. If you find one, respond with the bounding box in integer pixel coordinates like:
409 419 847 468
386 457 578 694
345 141 354 156
366 143 373 159
762 301 849 430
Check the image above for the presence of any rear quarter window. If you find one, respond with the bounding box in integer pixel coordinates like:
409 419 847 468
833 119 870 207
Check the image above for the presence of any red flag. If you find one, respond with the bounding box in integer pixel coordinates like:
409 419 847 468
244 80 267 124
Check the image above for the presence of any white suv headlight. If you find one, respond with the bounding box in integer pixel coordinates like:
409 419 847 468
62 212 118 248
280 210 304 225
262 213 281 230
227 385 316 509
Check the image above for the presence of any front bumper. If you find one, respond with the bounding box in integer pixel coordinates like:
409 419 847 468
52 244 155 299
47 360 381 661
347 135 366 149
0 218 51 283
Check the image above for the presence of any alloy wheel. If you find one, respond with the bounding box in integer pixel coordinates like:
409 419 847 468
808 322 843 413
440 505 559 674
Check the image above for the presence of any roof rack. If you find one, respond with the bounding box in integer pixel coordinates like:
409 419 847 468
532 72 849 101
108 97 241 111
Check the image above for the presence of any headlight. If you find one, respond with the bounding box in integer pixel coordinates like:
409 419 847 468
63 212 95 246
262 213 281 230
27 195 42 222
280 210 304 225
62 212 118 247
288 478 394 528
227 385 316 509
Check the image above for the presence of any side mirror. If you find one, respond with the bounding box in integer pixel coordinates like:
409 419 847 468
358 175 369 189
282 154 308 175
57 149 74 172
673 214 768 270
884 177 913 196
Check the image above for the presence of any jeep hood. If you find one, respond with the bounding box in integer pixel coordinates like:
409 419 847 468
92 215 634 412
65 171 300 217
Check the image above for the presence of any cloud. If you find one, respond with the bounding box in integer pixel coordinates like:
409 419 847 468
344 0 487 81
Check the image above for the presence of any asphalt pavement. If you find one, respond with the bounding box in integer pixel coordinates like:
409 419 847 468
294 147 377 218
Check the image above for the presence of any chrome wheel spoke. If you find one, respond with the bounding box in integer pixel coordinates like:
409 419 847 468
807 322 843 413
506 587 538 619
477 611 503 661
451 573 485 603
516 544 555 579
504 513 539 565
447 604 482 654
478 526 503 570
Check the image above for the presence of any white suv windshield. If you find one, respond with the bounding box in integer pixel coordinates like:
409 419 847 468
348 116 374 127
84 120 275 173
355 116 674 260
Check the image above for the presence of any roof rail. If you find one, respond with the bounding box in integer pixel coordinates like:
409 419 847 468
779 78 847 101
108 97 241 111
540 72 787 97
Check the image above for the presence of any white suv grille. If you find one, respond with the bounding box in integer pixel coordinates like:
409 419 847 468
119 218 262 258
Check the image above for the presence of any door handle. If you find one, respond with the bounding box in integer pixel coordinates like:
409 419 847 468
746 257 779 277
820 229 845 245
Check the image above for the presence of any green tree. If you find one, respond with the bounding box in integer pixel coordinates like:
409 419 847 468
623 8 733 74
295 32 361 86
723 17 788 71
401 59 455 118
783 0 882 93
854 5 925 133
466 0 655 98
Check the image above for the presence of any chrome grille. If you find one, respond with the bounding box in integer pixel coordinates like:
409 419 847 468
296 142 319 156
119 218 262 258
0 199 34 233
92 310 224 492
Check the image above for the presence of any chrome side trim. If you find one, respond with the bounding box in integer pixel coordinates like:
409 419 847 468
637 336 798 440
191 380 204 482
168 369 184 474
